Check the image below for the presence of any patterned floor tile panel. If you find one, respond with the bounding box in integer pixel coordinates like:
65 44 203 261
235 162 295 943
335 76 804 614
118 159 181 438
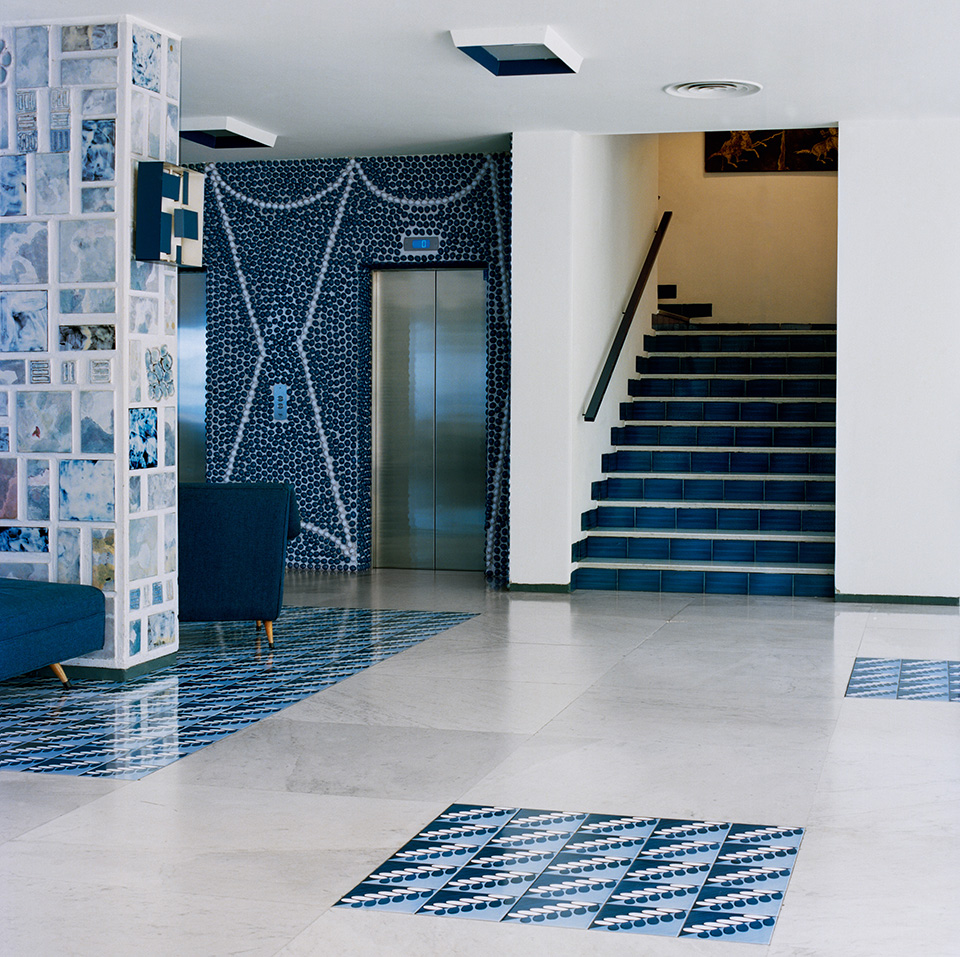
845 657 960 701
0 606 473 779
335 804 804 944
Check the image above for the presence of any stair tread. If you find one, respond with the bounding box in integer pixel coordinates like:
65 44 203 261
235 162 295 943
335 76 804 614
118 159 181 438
616 421 834 428
624 394 835 402
639 373 837 380
601 471 834 481
611 445 835 454
591 499 834 510
577 557 834 575
644 351 836 358
583 528 834 542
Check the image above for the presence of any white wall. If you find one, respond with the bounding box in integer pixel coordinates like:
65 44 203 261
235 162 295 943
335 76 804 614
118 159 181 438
835 119 960 599
510 132 659 586
658 133 837 324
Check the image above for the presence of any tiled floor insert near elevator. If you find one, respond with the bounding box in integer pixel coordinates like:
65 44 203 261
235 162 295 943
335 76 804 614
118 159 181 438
573 325 837 596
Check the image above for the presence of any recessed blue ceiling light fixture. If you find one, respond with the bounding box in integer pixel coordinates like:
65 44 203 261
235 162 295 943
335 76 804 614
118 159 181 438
451 26 582 76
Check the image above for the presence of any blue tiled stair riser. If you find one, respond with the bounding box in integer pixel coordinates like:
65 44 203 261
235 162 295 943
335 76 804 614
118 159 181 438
575 326 837 596
336 804 804 944
846 657 960 701
0 607 473 778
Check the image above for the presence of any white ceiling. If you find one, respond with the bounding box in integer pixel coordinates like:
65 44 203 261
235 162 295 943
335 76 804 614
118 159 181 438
10 0 960 161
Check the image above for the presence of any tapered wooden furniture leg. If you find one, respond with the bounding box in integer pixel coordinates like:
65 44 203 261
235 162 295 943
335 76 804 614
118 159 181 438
264 621 274 646
49 663 72 689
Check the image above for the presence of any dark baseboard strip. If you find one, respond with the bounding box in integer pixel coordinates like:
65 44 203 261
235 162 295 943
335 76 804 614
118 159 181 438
508 582 572 593
64 651 178 682
835 592 959 607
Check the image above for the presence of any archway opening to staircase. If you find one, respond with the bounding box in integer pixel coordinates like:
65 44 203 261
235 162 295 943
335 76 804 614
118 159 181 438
572 129 838 597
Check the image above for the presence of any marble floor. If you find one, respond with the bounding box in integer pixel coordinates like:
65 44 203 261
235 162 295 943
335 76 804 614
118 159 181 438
1 570 958 956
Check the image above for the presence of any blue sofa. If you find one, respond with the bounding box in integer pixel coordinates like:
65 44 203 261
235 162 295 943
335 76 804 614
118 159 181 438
0 579 106 688
178 483 301 644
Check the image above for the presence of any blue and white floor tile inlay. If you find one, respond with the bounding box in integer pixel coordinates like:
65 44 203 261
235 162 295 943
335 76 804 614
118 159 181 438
0 606 473 779
846 657 960 700
336 805 804 944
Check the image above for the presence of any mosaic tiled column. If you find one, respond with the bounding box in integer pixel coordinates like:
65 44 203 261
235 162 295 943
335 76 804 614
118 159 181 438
0 17 181 676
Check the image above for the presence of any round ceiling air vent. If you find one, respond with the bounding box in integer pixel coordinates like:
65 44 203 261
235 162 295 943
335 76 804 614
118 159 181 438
663 80 763 99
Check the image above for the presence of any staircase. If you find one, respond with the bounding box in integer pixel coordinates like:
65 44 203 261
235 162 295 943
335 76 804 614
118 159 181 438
572 324 836 597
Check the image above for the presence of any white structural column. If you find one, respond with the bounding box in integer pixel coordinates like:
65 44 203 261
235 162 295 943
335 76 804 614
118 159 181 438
510 131 659 588
835 119 960 600
0 16 182 674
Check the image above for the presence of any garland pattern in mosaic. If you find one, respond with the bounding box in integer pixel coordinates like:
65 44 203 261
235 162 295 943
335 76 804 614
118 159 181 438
202 154 512 584
0 605 474 779
336 804 804 944
846 657 960 700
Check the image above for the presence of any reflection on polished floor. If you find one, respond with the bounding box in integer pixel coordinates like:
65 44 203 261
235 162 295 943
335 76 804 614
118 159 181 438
1 570 958 956
0 607 474 778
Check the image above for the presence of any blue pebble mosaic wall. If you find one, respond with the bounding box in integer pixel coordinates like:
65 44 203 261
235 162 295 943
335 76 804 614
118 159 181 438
0 17 183 672
203 154 512 584
336 804 804 944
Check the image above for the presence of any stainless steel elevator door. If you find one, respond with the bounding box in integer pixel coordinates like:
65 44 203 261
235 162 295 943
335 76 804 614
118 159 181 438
372 269 486 571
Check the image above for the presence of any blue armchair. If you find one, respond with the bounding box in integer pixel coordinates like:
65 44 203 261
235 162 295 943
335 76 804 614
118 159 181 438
178 483 301 644
0 579 105 687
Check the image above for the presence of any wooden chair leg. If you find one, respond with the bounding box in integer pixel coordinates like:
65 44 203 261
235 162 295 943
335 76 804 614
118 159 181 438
264 621 274 646
49 663 72 689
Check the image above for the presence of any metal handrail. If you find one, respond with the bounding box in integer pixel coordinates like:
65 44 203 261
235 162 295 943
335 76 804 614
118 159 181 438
583 211 673 422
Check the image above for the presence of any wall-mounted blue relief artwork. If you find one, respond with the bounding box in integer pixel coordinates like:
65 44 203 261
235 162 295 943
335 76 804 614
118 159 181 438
147 471 175 510
203 153 512 583
60 288 116 314
129 515 158 579
15 26 49 88
129 474 141 512
0 291 47 352
26 460 51 521
91 528 115 590
130 91 147 156
0 563 47 582
0 426 7 451
35 153 71 215
146 346 174 399
81 187 115 213
165 104 179 163
57 526 81 582
81 119 116 182
16 391 72 453
129 407 158 469
59 219 116 282
163 511 176 572
130 260 158 292
59 459 115 522
163 407 176 467
60 57 117 86
0 361 26 384
167 38 181 97
59 325 116 351
148 610 176 649
82 89 117 116
151 581 164 605
79 390 114 453
0 156 27 217
0 527 49 552
0 459 17 519
132 25 162 93
147 97 162 159
0 223 49 284
61 23 118 52
129 296 158 334
129 619 142 655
